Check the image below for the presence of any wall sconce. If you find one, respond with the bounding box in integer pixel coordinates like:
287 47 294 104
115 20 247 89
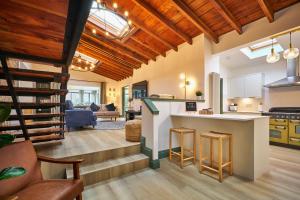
179 73 191 99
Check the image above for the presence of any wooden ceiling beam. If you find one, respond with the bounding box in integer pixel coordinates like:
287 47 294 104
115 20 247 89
121 27 139 43
86 23 155 62
80 36 140 69
171 0 219 43
209 0 242 34
84 30 149 65
130 36 166 57
132 0 192 45
257 0 274 23
94 66 126 80
92 68 122 81
124 39 157 61
100 63 132 77
106 2 178 51
78 47 133 77
78 44 134 73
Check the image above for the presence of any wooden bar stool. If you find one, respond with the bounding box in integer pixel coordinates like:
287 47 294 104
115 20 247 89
199 131 233 182
169 127 196 168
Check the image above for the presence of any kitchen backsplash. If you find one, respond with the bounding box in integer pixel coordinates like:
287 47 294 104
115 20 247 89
228 98 262 112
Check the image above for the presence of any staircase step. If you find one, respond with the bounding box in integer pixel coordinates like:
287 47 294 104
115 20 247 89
7 113 63 121
0 121 64 131
64 143 141 166
0 86 68 97
66 154 149 186
0 102 63 109
12 128 62 138
31 134 63 143
0 67 69 83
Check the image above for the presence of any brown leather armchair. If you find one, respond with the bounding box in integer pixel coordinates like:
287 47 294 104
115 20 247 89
0 140 84 200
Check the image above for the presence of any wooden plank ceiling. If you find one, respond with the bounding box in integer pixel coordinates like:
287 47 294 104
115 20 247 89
0 0 68 61
0 0 92 66
78 0 299 81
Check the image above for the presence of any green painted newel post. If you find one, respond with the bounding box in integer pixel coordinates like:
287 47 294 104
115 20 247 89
0 104 26 180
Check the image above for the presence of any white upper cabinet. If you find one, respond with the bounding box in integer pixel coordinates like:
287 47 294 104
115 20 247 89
244 73 263 98
228 73 263 98
229 77 245 98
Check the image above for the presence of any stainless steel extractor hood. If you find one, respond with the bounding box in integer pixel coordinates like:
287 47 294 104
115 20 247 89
265 58 300 88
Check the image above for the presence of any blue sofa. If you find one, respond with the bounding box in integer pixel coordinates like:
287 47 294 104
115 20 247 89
65 100 97 131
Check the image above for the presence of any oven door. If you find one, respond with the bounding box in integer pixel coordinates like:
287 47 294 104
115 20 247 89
269 125 288 144
289 119 300 139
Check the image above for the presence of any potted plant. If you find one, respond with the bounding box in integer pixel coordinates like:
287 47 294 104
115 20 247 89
0 104 26 180
195 90 203 100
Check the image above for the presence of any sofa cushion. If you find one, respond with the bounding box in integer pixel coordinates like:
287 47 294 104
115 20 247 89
90 103 100 112
0 141 43 198
10 179 83 200
106 103 116 111
65 100 74 110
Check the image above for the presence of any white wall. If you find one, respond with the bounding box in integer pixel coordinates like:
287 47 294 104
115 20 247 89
115 34 206 99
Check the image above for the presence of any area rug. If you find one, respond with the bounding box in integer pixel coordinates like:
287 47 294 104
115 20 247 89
95 120 126 130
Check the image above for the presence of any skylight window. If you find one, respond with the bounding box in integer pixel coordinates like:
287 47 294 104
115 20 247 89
89 2 130 38
240 39 283 59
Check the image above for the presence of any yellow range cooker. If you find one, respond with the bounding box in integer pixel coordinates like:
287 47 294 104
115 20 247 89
262 107 300 148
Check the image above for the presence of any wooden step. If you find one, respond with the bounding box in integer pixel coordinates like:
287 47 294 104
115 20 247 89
0 102 63 109
7 113 63 121
0 86 68 97
31 134 64 143
0 67 69 83
12 128 62 138
0 121 64 131
62 143 141 166
66 154 149 186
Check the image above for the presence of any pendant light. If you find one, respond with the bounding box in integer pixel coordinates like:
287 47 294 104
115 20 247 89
283 32 299 59
266 39 280 63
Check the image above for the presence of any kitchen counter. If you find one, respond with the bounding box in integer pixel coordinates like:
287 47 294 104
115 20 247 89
171 113 268 121
141 99 270 180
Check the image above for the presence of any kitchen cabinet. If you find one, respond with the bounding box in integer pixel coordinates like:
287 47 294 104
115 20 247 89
229 73 263 98
229 77 245 98
245 73 263 98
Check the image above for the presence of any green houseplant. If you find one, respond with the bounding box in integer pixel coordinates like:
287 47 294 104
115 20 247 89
0 104 26 180
195 90 203 100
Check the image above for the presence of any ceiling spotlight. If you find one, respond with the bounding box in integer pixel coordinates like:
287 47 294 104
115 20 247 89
92 29 96 34
128 20 132 25
113 2 118 9
106 31 110 36
96 0 101 3
124 11 129 17
266 39 280 63
283 32 299 60
77 58 81 63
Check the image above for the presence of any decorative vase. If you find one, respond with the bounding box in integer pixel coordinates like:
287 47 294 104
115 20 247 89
196 96 203 101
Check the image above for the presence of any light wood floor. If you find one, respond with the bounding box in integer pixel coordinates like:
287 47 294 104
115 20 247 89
84 145 300 200
35 129 139 158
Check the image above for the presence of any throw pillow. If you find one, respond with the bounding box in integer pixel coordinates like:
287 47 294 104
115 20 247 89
65 100 74 110
106 103 116 111
90 103 100 112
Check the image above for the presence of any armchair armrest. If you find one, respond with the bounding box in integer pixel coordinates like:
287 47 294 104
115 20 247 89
37 155 83 180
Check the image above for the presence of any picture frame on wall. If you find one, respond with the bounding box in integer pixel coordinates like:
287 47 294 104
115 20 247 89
185 101 197 112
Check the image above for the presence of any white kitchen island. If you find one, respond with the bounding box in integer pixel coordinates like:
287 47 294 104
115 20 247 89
171 113 269 180
141 98 270 180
